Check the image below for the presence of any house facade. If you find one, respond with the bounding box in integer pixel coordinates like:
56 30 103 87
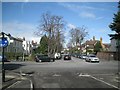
109 38 117 52
82 36 110 54
4 37 23 54
23 37 32 56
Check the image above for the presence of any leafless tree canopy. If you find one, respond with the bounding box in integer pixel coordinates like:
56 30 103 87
69 26 88 47
35 12 65 55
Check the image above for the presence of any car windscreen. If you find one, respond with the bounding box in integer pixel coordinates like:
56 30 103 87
37 55 48 58
89 55 96 57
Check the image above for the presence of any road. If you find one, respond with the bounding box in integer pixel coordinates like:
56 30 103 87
2 57 120 89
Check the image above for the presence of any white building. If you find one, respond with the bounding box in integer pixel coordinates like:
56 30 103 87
109 38 117 52
22 38 32 56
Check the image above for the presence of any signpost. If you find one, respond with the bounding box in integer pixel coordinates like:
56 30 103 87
0 38 9 47
0 32 11 82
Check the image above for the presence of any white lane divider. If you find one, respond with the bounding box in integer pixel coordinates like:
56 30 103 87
79 73 119 89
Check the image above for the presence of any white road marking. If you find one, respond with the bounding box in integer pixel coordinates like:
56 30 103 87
79 73 90 77
7 81 21 88
29 79 33 90
90 75 119 89
78 73 119 89
19 69 33 90
53 74 61 77
91 73 115 76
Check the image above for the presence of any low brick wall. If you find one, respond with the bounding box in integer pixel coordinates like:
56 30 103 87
97 51 118 61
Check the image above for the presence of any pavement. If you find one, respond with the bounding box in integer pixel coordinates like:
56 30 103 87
1 71 33 90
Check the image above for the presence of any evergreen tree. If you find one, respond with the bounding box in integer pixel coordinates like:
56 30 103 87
109 1 120 61
38 35 48 54
94 41 102 54
109 1 120 39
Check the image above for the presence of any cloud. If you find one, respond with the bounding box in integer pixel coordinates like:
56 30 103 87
96 17 104 20
67 23 76 29
2 21 40 43
79 12 96 18
58 3 95 13
58 3 107 19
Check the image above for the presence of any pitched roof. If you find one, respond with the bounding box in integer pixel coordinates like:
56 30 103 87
86 40 98 45
103 43 110 48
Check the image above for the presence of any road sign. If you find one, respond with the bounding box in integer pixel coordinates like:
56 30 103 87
0 38 9 47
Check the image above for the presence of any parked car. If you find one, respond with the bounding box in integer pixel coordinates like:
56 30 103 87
35 54 55 62
64 54 71 60
81 54 87 59
85 54 99 62
0 55 10 62
71 53 76 57
76 54 81 58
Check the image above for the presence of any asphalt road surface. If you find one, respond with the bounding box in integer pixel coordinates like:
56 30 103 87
2 57 120 89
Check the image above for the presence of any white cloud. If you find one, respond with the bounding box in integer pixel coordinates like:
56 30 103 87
96 17 104 20
2 21 40 43
79 12 96 18
58 3 95 13
67 23 76 29
59 3 107 19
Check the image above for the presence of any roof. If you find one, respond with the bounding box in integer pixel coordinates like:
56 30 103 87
103 43 110 48
13 37 23 42
86 40 98 45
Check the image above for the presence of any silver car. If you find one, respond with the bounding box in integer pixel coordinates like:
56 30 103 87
85 55 99 62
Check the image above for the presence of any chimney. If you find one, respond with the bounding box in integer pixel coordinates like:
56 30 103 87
100 37 102 43
23 37 25 41
32 40 34 44
93 36 95 41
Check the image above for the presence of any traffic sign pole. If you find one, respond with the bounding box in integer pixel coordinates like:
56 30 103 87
2 32 5 82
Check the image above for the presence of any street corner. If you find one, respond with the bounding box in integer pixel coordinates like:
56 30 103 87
2 71 31 90
2 74 33 90
4 79 33 89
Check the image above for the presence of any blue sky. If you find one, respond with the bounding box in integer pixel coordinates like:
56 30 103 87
2 2 118 46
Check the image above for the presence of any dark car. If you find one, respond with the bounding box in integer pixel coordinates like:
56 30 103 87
35 54 55 62
64 54 71 60
76 54 81 58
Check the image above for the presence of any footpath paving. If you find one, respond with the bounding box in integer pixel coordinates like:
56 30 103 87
1 71 33 90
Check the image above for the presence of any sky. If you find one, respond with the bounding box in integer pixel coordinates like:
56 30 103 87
1 2 118 47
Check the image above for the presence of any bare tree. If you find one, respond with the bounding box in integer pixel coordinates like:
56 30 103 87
35 12 65 55
69 26 88 53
